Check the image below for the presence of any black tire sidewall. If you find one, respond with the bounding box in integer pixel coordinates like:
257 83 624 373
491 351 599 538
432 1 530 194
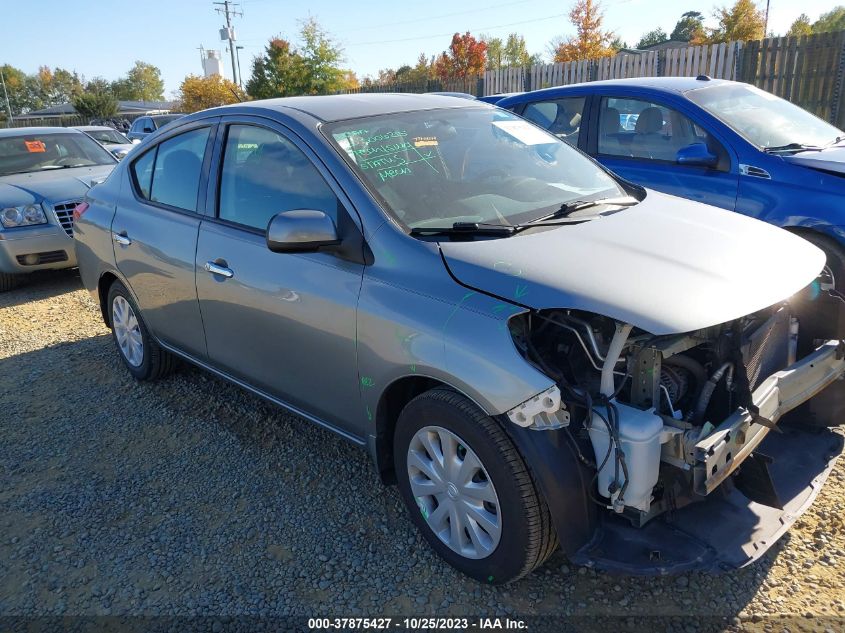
394 392 538 584
107 281 154 380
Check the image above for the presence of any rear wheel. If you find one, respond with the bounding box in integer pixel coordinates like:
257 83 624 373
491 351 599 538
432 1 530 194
107 280 176 381
0 272 22 292
394 388 557 584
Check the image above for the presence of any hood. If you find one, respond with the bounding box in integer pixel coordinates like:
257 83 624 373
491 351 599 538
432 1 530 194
439 191 825 335
783 146 845 175
0 164 114 206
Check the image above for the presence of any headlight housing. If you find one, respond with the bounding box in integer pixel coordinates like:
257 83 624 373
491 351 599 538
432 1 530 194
0 204 48 228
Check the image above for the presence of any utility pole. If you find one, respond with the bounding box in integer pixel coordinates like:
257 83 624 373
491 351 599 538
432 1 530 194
0 67 13 128
214 1 242 86
197 45 206 73
764 0 771 36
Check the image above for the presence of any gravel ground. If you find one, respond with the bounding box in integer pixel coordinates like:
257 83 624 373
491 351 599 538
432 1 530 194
2 270 845 629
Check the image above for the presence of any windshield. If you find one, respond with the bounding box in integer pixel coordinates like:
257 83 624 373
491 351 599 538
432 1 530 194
86 128 128 145
0 133 116 176
324 107 624 230
687 83 844 149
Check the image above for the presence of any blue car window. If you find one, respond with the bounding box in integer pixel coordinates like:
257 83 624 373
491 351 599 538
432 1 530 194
598 97 712 163
522 97 586 147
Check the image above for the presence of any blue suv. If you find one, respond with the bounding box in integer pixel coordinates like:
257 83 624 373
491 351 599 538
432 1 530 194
498 77 845 284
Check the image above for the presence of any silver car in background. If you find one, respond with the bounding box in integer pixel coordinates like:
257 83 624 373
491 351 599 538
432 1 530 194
75 125 137 160
0 127 116 291
75 95 845 584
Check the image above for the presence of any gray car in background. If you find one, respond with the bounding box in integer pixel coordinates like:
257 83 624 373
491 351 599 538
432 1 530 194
0 127 116 291
75 95 845 584
75 125 136 160
126 114 184 142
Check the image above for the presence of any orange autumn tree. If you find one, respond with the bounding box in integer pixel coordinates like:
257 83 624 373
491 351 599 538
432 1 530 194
433 32 488 79
552 0 615 63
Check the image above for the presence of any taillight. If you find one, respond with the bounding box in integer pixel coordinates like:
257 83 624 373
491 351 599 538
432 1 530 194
72 202 89 221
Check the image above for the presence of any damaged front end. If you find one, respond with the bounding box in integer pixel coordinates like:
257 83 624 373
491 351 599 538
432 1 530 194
505 283 845 573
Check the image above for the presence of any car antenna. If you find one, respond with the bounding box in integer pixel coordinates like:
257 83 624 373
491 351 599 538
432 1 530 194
229 87 243 103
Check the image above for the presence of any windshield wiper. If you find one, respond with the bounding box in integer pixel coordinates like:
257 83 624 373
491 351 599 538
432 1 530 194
763 142 823 154
824 135 845 149
527 195 639 223
410 222 516 237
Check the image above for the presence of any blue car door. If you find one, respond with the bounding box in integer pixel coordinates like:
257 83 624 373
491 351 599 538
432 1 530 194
588 94 739 211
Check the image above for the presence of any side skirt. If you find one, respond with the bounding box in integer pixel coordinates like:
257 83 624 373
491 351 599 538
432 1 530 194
157 341 367 448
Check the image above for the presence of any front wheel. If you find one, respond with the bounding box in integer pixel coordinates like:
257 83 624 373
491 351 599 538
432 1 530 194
394 388 557 584
0 272 22 293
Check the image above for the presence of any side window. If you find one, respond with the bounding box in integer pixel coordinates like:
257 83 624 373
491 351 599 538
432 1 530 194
218 124 338 231
522 97 585 146
131 148 156 199
144 127 210 211
142 118 154 133
598 97 723 165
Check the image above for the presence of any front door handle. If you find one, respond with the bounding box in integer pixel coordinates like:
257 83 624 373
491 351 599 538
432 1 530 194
112 232 132 246
204 261 234 278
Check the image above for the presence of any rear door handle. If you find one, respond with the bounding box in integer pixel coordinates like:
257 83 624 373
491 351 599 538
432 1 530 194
204 261 234 278
112 232 132 246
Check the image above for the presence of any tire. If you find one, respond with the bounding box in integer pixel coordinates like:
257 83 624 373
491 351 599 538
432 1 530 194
394 388 557 584
788 232 845 428
106 280 176 381
0 272 22 292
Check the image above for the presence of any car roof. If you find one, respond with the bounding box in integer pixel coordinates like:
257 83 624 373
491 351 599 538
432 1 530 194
214 93 489 123
0 126 83 138
500 76 735 103
74 126 118 131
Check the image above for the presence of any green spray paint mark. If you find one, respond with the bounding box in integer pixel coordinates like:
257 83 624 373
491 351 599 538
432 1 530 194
366 406 372 421
443 291 477 333
491 303 507 314
487 575 495 583
361 376 375 388
381 249 397 266
416 498 429 520
410 364 416 373
514 284 529 299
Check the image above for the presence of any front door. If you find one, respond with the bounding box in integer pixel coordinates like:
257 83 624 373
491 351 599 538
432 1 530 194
195 120 364 432
592 96 739 211
112 121 216 358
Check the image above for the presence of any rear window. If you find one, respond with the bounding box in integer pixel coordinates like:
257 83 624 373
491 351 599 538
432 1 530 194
130 127 211 211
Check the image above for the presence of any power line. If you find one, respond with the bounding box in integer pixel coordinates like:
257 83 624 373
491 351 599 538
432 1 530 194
338 0 534 33
214 1 243 86
347 13 569 47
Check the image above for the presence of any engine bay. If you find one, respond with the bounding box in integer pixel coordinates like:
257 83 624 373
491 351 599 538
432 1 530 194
507 283 839 526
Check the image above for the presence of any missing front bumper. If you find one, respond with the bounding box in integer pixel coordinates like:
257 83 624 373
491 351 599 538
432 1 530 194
571 424 844 574
694 339 845 496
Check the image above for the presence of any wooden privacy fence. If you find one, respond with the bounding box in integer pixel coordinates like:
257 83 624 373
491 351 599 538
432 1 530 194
496 42 744 93
341 31 845 128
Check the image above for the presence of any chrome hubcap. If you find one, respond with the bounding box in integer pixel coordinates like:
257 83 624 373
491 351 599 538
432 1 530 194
112 295 143 367
407 426 501 559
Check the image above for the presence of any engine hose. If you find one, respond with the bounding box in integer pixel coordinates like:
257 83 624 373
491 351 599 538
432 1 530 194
693 361 734 424
663 354 708 392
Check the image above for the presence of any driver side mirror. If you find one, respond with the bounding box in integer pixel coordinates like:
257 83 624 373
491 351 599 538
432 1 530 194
266 209 341 253
676 142 718 167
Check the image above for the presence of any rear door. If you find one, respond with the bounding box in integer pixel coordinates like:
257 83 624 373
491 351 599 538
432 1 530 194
194 117 364 433
112 119 218 358
586 94 739 210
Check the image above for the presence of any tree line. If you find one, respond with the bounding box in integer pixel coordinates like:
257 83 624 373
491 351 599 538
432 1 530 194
3 1 844 121
1 61 165 122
